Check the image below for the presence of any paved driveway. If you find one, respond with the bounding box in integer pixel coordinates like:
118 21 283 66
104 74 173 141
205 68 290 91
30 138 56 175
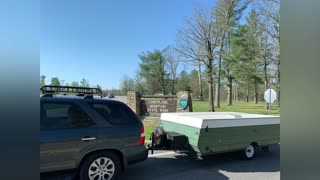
42 144 280 180
121 144 280 180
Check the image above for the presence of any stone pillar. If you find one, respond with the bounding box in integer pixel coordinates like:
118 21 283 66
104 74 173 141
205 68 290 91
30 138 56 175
127 91 141 116
176 91 193 112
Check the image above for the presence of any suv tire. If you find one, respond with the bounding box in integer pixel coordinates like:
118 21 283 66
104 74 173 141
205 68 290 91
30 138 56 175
80 151 122 180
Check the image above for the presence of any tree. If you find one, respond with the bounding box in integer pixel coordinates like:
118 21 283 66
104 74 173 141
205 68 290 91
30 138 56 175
80 78 90 87
164 46 180 95
120 75 135 95
223 41 237 105
139 49 169 95
40 75 46 87
189 69 201 99
231 11 264 104
176 70 191 92
176 6 220 112
250 6 274 108
256 0 280 106
71 81 79 87
96 84 102 91
213 0 251 108
245 10 264 103
134 70 146 94
50 77 60 86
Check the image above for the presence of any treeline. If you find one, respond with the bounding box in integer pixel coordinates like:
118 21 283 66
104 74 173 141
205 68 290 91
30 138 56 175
40 75 102 90
121 0 280 111
40 75 124 95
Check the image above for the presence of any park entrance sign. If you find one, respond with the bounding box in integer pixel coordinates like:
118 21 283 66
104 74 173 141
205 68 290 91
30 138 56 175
142 99 177 116
127 91 193 117
264 89 277 114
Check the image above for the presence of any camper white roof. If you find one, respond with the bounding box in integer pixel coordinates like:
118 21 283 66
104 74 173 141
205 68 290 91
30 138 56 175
160 112 280 129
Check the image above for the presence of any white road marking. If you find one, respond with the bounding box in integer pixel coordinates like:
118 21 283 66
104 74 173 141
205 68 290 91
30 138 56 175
148 151 176 157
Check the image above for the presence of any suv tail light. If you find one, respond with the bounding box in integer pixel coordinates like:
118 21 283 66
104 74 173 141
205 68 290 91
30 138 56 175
139 126 145 145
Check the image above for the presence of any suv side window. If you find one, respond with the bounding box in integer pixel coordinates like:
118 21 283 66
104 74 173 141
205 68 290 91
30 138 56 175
91 103 137 125
41 102 96 130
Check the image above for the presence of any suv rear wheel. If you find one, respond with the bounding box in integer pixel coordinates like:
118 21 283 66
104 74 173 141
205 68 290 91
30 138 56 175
80 151 122 180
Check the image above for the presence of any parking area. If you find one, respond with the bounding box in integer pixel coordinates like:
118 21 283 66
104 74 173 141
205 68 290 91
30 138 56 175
42 144 279 180
120 144 280 180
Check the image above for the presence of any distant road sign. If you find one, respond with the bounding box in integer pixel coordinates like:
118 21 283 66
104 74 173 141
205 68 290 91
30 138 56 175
264 89 277 103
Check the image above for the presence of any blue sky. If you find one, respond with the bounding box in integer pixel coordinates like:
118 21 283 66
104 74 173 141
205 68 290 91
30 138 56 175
41 0 250 89
40 0 216 89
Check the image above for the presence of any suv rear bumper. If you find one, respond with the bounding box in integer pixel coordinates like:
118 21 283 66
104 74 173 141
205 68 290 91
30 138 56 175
124 145 148 165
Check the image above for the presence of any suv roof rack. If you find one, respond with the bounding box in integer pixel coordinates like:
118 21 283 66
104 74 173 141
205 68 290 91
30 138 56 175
40 85 103 98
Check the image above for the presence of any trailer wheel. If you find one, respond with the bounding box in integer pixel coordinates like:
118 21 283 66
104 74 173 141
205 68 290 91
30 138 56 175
243 144 256 160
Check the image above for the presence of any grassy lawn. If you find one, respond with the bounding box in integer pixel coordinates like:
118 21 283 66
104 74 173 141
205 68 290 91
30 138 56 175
145 126 156 142
143 100 280 140
192 100 280 116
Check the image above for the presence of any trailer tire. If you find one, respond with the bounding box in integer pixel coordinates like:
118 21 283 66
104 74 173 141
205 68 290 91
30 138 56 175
243 144 256 160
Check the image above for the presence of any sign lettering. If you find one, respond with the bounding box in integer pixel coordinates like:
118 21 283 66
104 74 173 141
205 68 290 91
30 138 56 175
141 99 177 116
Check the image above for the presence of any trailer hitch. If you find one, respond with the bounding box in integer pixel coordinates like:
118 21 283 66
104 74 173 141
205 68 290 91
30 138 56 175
147 132 155 154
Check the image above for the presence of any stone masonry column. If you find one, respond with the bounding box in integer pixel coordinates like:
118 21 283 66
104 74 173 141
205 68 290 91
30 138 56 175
176 91 193 112
127 91 141 117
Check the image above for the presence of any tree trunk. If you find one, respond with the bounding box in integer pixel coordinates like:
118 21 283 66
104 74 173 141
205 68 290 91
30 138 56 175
215 33 226 108
227 77 233 106
215 71 221 107
277 55 280 107
171 80 175 95
234 83 238 101
233 84 235 101
237 85 240 101
235 83 239 101
246 81 250 102
198 62 204 101
207 39 215 112
254 78 258 104
264 59 269 109
161 74 166 95
208 81 215 112
233 82 236 101
277 24 280 108
207 66 215 112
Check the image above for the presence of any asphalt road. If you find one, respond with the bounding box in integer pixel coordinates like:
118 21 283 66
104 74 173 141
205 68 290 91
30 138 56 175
120 144 280 180
42 144 279 180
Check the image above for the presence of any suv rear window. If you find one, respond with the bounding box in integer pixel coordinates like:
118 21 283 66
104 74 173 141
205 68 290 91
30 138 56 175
91 103 137 125
41 102 96 130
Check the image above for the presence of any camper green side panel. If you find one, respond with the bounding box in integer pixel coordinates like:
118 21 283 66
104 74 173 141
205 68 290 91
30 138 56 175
160 120 201 153
198 124 280 156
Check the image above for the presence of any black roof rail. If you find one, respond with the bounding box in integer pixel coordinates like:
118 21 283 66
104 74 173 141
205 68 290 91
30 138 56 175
40 85 102 98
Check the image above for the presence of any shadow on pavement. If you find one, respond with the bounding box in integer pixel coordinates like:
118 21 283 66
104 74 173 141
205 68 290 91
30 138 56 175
119 144 279 180
41 144 279 180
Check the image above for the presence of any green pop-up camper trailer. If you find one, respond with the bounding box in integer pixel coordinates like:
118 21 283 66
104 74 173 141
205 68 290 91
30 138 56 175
149 112 280 159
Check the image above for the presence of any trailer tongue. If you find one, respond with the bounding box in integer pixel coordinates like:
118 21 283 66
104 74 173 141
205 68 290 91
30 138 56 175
147 112 280 160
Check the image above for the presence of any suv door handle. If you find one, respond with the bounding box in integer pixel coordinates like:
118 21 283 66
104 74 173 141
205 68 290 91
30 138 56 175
81 137 96 141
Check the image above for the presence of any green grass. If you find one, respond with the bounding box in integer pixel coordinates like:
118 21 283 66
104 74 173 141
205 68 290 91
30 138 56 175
192 100 280 116
145 126 156 141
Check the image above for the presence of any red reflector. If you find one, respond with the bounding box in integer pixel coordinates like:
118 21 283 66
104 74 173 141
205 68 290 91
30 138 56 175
139 126 145 145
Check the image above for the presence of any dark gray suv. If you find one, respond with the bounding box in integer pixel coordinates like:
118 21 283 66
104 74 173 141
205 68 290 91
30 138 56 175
40 86 148 180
